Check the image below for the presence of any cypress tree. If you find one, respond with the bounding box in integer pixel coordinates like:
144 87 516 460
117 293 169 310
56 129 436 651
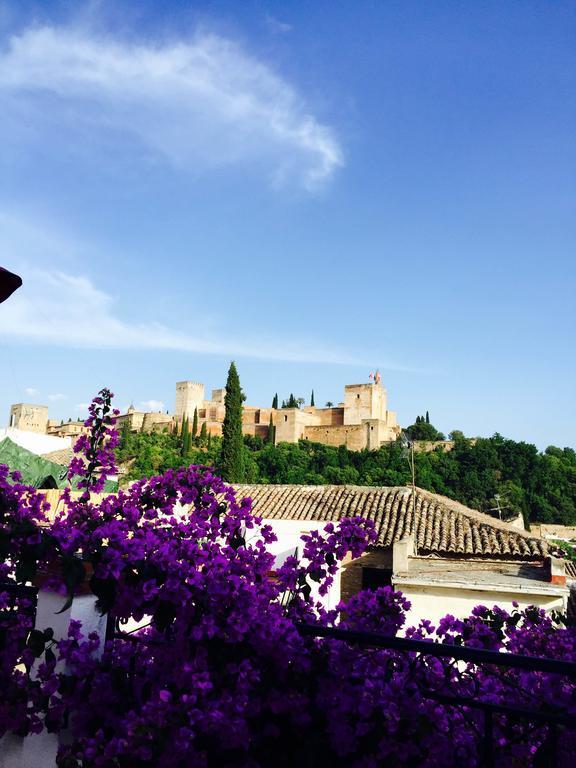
181 416 190 457
426 411 430 424
120 420 131 450
219 361 245 482
199 421 207 444
272 393 278 409
192 407 198 439
311 390 315 407
267 413 275 444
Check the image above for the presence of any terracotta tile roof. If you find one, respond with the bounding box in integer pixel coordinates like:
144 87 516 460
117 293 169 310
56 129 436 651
233 485 551 560
41 448 73 466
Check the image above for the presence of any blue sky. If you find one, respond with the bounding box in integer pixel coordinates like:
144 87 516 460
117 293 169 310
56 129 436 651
0 0 574 448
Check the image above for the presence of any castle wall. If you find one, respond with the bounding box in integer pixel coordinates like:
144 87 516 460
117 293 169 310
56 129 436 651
275 408 319 444
303 407 344 426
143 412 173 432
304 423 367 450
116 411 146 432
211 388 226 404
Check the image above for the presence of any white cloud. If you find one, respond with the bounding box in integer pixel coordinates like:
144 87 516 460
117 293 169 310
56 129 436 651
0 24 342 189
48 393 67 402
265 15 293 35
24 386 38 396
0 265 363 365
75 403 89 412
139 399 165 412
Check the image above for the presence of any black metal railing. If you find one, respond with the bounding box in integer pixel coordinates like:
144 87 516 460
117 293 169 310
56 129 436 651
298 623 576 768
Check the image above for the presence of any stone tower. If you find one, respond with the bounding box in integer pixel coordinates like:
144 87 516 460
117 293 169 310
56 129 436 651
343 382 387 425
9 403 49 433
175 381 205 421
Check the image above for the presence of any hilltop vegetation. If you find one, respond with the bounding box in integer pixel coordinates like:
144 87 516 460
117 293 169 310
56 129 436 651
117 426 576 527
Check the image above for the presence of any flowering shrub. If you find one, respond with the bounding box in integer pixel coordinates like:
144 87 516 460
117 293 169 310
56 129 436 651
1 389 575 766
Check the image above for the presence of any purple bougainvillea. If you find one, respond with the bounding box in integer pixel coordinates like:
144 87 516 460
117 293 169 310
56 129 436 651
1 389 575 766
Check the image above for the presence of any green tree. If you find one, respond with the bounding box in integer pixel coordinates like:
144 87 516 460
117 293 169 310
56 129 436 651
192 407 198 439
119 420 131 450
267 413 275 444
219 361 245 482
272 393 279 409
181 416 191 458
311 390 315 407
406 419 445 441
426 411 430 424
199 421 207 445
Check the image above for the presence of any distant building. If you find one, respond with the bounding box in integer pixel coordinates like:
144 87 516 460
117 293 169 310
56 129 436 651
46 420 90 439
8 374 402 453
174 378 401 451
115 404 173 434
9 403 49 433
275 381 400 449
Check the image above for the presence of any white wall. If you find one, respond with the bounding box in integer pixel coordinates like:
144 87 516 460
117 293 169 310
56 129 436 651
395 582 567 629
266 519 342 612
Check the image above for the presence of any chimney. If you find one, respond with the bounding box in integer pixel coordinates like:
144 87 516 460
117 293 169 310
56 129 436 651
548 556 567 586
393 537 414 575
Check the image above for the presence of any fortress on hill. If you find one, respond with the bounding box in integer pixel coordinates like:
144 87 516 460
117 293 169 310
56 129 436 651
8 377 401 452
171 377 401 450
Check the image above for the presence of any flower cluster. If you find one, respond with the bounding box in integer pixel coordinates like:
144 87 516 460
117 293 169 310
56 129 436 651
68 388 119 496
1 390 575 766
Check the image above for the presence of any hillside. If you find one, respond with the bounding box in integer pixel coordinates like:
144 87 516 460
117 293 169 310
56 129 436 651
117 429 576 527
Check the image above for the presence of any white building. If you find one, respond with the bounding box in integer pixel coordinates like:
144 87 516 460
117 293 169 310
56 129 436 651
233 484 569 627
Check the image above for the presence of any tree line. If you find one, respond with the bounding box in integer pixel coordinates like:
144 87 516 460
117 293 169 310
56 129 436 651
118 429 576 527
116 363 576 526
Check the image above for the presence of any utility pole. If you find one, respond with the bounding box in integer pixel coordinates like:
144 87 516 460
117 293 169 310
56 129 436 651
401 431 417 554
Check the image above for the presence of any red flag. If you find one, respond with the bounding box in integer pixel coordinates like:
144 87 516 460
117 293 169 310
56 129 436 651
0 268 22 304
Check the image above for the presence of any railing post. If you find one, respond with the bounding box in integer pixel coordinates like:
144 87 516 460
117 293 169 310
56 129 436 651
482 709 494 768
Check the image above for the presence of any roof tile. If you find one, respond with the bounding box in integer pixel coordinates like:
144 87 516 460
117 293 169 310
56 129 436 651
234 485 551 560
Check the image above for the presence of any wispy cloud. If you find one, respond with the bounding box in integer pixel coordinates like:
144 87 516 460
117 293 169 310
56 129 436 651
140 399 166 412
0 265 364 365
265 15 293 35
24 386 39 396
0 23 342 189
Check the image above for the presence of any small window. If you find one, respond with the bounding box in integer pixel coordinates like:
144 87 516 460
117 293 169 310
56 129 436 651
362 567 392 590
357 394 360 399
370 426 374 431
284 415 288 422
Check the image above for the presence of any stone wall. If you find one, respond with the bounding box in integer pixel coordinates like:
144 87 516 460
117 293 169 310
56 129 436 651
303 406 344 426
303 423 367 450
